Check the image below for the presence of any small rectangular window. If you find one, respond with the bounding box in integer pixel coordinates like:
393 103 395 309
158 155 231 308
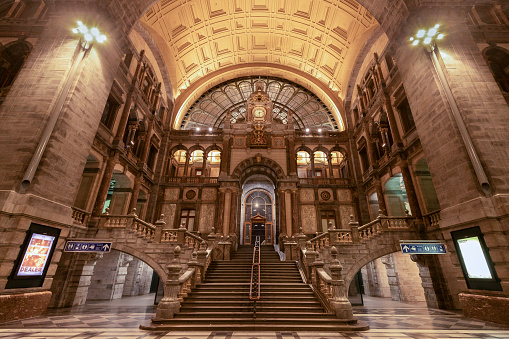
100 96 120 129
320 210 336 232
180 209 196 231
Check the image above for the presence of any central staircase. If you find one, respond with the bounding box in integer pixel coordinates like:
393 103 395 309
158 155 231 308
145 245 368 331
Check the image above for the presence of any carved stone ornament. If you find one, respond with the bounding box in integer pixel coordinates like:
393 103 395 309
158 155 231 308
186 190 197 200
320 190 331 201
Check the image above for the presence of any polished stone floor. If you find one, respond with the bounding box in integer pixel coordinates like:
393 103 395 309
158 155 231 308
1 294 508 338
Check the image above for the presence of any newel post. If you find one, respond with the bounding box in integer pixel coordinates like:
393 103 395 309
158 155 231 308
177 225 186 245
328 221 339 245
154 214 165 243
329 246 354 319
196 241 208 283
349 215 360 243
155 246 183 319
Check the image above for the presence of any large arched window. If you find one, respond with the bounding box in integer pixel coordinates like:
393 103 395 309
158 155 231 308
181 76 338 131
244 190 273 223
484 48 509 96
0 41 31 99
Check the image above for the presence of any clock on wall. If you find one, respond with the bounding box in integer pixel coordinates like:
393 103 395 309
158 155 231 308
253 107 266 120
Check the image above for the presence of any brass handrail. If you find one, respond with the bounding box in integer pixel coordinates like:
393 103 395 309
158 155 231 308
249 236 261 317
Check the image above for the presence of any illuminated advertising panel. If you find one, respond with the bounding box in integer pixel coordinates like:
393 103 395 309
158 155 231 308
451 226 502 291
17 233 56 276
456 236 492 279
6 223 60 289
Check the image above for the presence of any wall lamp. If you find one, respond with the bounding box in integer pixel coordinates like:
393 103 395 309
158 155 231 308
72 21 107 50
410 25 490 195
21 21 107 192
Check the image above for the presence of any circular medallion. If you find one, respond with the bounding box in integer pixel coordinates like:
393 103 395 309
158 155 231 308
320 191 331 201
186 190 197 200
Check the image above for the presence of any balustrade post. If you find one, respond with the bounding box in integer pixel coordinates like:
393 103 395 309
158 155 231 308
310 251 324 289
304 241 316 280
177 226 186 245
154 246 183 319
154 214 165 243
297 226 307 248
378 209 389 230
284 238 298 261
187 252 199 289
329 246 354 319
349 215 360 243
328 221 340 245
196 241 208 283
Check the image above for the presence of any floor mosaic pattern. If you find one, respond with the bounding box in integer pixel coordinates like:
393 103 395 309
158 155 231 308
1 295 508 338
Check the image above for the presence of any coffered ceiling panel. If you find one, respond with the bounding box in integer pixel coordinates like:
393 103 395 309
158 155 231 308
142 0 378 98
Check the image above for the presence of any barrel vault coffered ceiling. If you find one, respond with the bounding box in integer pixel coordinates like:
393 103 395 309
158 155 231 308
142 0 379 102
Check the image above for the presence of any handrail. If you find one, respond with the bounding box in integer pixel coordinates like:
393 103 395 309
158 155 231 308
249 236 261 318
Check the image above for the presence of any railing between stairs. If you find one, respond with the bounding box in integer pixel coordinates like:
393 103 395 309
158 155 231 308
250 236 261 318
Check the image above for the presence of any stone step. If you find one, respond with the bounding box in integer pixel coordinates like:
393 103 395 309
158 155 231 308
141 317 369 332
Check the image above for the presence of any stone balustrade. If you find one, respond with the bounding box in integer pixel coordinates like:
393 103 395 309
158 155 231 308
71 207 90 226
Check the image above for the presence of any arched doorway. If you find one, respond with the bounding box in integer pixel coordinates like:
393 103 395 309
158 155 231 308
242 189 274 245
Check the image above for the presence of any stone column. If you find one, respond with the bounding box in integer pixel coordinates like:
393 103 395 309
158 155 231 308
291 189 299 235
216 189 226 235
399 161 422 219
223 189 232 236
183 153 190 177
374 178 387 215
382 93 402 146
229 189 238 235
362 120 376 167
279 189 286 236
220 137 230 175
310 153 315 177
284 190 292 236
127 174 142 214
287 136 297 176
92 155 117 217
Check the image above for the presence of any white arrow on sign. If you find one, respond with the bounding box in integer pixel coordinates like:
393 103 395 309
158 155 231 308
403 245 410 252
102 244 110 251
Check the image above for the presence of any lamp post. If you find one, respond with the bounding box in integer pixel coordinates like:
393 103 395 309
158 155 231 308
21 22 107 191
410 25 490 195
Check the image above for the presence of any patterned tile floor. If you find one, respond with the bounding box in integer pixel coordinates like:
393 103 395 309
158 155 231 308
1 294 508 339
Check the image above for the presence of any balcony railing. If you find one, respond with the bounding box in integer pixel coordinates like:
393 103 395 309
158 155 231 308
71 207 91 226
298 178 350 186
423 209 441 230
166 177 219 184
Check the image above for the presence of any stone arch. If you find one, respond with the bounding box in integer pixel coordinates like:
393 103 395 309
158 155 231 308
169 144 188 157
205 144 222 154
329 145 349 158
188 144 205 154
342 243 401 288
111 243 168 282
482 46 509 94
295 145 312 155
231 155 286 186
313 145 330 155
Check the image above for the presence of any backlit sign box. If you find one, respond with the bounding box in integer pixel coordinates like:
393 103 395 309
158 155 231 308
451 226 502 291
6 223 60 289
17 233 56 276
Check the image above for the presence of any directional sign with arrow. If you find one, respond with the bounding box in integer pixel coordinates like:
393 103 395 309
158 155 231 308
400 241 446 254
64 241 112 253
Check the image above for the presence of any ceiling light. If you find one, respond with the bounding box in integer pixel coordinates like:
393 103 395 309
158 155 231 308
416 30 426 38
209 127 212 132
